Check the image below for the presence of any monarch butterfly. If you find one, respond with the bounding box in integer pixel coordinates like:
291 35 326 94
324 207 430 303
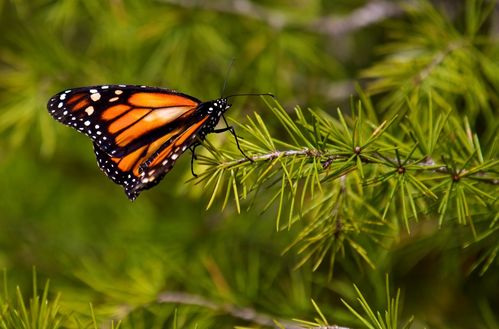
47 84 271 200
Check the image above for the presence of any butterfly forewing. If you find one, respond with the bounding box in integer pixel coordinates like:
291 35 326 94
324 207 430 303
47 84 230 200
47 85 201 155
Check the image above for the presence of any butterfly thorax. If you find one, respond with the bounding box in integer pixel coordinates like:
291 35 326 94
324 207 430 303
193 98 230 139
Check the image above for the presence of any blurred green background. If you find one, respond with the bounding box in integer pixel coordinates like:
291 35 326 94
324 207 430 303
0 0 498 328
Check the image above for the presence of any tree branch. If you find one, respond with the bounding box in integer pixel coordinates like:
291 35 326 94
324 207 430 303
208 148 498 185
157 291 351 329
311 0 407 37
219 149 324 166
159 0 410 37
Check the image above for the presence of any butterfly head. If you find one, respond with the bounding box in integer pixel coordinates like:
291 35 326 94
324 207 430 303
205 98 231 115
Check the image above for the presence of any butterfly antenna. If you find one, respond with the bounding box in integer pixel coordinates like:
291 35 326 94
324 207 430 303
221 58 235 97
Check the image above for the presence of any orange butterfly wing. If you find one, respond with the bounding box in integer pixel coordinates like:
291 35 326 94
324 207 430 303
48 85 230 200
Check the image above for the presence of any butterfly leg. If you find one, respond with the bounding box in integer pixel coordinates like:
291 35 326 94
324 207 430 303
213 115 254 162
189 142 201 177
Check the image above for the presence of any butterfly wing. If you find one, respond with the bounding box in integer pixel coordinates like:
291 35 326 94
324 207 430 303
47 85 214 200
92 113 212 200
47 85 201 155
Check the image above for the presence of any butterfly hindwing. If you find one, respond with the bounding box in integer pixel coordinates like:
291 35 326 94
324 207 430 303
132 115 212 193
93 141 166 200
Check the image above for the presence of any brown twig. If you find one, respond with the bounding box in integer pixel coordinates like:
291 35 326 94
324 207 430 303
205 148 498 185
311 0 407 37
157 291 351 329
159 0 410 37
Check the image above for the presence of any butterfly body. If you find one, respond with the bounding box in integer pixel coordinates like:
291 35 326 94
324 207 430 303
47 85 230 200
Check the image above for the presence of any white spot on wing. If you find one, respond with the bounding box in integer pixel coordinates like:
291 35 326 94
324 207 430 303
90 93 101 101
115 90 123 95
84 120 91 126
85 106 94 115
110 97 119 102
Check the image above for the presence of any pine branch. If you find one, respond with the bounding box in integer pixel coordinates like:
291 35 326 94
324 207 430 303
0 271 65 329
361 0 499 128
195 97 498 272
340 276 414 329
208 149 498 184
